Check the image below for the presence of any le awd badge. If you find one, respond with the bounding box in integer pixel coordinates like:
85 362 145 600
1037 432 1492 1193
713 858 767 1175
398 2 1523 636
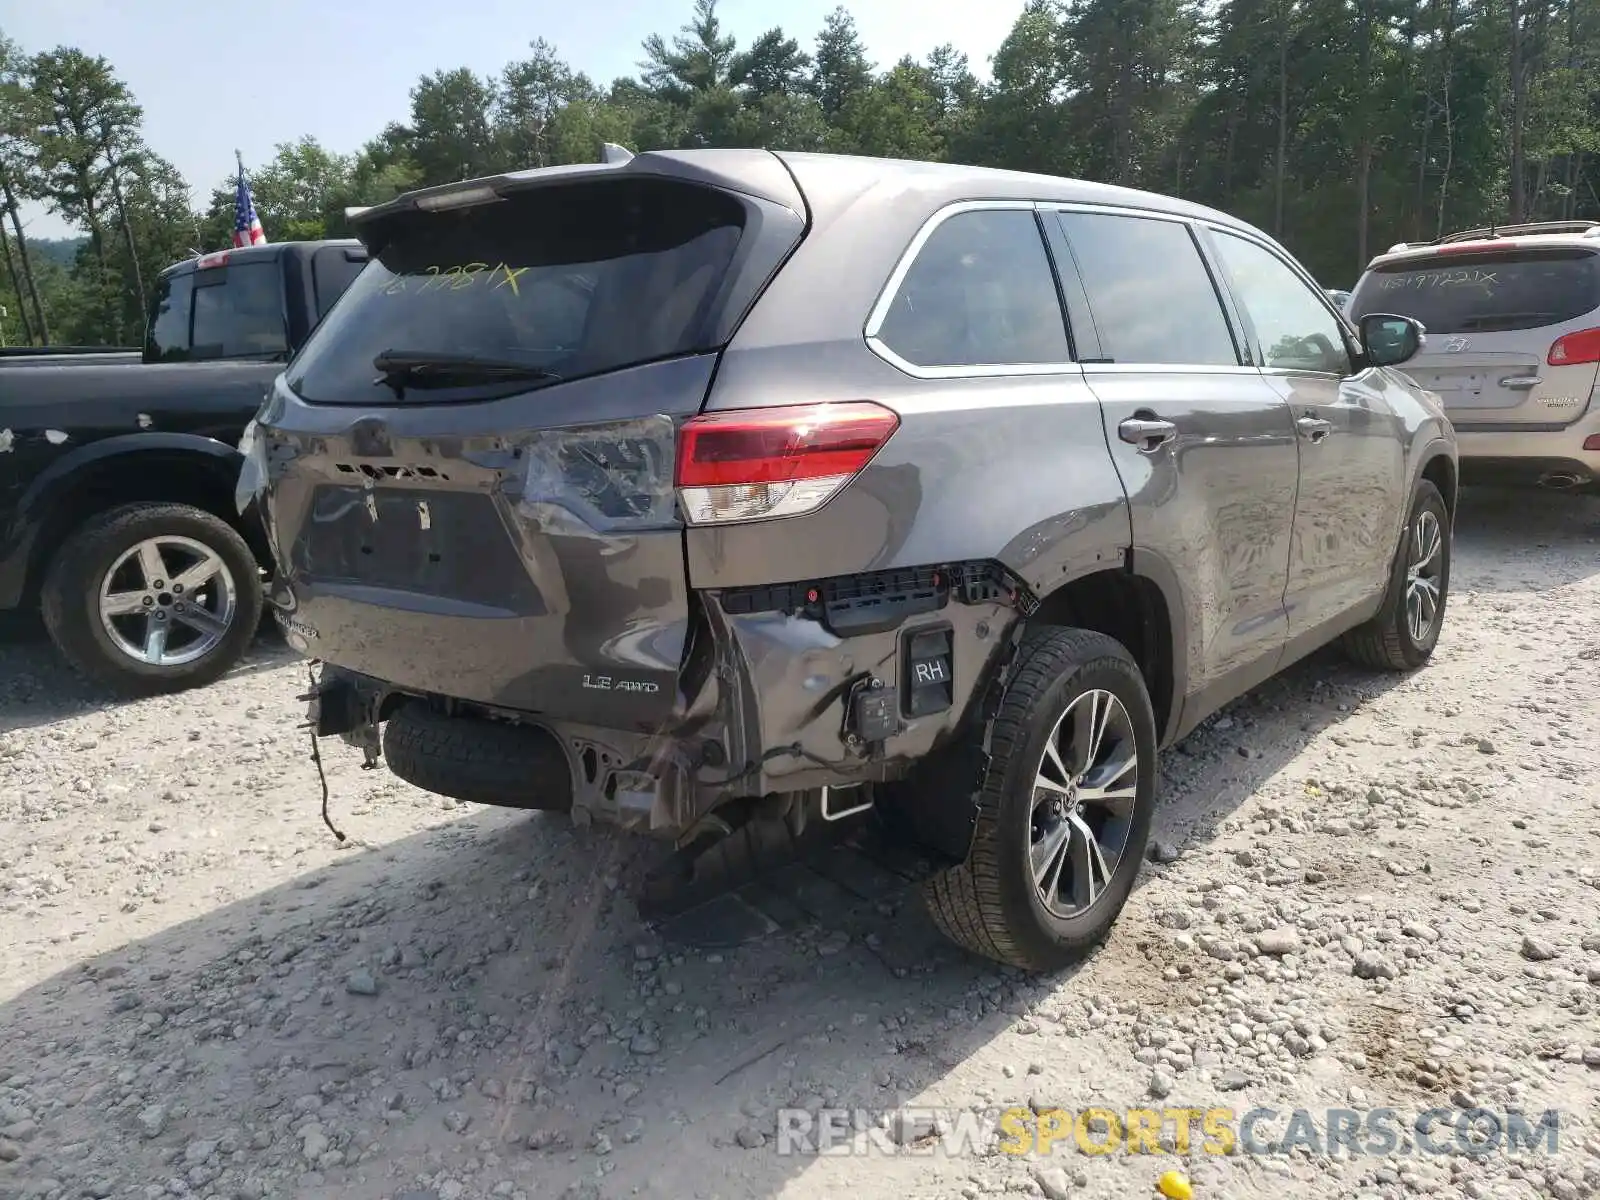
582 674 661 694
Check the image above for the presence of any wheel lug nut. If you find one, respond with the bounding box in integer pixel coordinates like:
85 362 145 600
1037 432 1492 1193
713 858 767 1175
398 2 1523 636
173 584 184 594
152 580 163 589
142 596 154 606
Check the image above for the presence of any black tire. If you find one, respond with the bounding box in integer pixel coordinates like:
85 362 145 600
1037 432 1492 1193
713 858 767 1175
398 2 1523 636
382 701 573 810
1340 478 1451 671
39 502 264 697
922 627 1159 972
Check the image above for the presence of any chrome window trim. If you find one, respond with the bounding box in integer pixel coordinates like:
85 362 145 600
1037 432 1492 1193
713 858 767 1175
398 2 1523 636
863 199 1080 380
1079 363 1266 376
863 197 1277 380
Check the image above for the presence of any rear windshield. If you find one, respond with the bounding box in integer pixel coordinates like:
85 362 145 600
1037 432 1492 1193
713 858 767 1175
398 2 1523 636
1348 247 1600 334
286 177 747 404
145 260 288 362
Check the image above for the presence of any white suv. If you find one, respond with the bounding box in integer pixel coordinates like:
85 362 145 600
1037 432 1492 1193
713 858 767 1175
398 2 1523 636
1348 220 1600 493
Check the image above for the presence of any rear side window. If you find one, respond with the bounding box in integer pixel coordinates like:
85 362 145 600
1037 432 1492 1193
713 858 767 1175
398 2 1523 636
1348 248 1600 333
191 261 289 359
311 248 367 319
874 209 1070 368
1055 212 1239 366
145 272 195 362
287 177 747 404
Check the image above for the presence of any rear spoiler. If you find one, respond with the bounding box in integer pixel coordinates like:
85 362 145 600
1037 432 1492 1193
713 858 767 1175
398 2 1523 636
347 160 635 237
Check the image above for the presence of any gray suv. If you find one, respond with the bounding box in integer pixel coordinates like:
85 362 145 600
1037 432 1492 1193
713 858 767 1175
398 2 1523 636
242 149 1457 972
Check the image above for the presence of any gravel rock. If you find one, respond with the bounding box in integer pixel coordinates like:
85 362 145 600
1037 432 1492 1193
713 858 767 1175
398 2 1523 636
345 968 379 995
136 1104 169 1139
1034 1166 1073 1200
1353 950 1399 980
1147 839 1183 863
1254 928 1301 956
0 1138 19 1162
1521 934 1559 962
734 1125 767 1149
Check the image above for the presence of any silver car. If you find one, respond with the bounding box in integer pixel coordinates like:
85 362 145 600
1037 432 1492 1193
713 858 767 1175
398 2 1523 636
244 150 1457 971
1348 221 1600 492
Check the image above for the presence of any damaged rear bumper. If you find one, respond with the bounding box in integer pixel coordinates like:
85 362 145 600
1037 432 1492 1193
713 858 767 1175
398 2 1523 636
294 560 1032 836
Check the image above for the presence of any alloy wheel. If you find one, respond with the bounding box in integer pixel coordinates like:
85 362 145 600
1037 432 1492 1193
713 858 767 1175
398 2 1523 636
1404 509 1444 644
98 535 238 668
1028 688 1140 918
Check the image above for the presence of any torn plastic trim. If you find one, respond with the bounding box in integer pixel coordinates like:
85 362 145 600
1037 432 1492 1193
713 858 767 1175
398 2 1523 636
506 415 678 539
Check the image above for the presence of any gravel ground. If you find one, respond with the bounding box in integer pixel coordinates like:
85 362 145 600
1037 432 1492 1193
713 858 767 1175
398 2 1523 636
1 486 1598 1200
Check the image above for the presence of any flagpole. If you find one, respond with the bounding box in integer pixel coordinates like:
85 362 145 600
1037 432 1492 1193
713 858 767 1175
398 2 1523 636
235 148 244 183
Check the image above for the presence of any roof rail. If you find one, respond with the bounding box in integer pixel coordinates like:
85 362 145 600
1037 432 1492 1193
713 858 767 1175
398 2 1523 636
1434 219 1600 244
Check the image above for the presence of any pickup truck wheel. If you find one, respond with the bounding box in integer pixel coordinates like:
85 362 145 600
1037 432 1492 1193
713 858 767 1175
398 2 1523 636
1340 478 1451 671
922 628 1158 973
40 503 264 697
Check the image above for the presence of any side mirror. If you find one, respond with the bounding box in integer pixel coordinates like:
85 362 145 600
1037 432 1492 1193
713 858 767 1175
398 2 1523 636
1360 313 1425 367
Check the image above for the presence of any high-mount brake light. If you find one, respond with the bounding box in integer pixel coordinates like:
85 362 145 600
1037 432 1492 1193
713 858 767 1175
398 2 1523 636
1547 328 1600 366
1435 240 1518 254
675 401 900 526
195 251 231 270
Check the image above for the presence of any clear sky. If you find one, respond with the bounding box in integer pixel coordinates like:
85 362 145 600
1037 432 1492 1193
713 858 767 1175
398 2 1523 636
6 0 1025 240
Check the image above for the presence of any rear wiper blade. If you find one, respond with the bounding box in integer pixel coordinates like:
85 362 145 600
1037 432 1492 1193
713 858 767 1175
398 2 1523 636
372 349 562 392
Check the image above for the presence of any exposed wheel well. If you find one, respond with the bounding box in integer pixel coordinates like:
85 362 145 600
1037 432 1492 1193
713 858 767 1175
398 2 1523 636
1026 568 1175 740
25 451 264 602
1421 453 1457 518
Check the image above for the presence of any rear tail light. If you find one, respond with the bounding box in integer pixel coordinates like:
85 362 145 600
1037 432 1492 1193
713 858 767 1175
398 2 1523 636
1547 328 1600 366
675 402 900 525
1583 434 1600 451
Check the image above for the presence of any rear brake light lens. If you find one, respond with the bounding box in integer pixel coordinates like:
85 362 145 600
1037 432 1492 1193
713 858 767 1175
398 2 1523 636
675 402 900 525
1547 328 1600 366
1583 434 1600 451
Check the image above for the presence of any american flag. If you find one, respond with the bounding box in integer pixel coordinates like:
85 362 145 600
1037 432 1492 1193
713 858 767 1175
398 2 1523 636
233 155 266 248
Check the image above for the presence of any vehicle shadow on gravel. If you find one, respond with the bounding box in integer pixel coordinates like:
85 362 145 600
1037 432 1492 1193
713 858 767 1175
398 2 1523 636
1451 484 1600 591
0 614 297 735
0 644 1417 1200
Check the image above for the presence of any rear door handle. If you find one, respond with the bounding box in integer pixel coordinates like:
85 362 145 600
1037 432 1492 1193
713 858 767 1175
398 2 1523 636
1118 417 1178 453
1499 375 1541 390
1297 415 1333 443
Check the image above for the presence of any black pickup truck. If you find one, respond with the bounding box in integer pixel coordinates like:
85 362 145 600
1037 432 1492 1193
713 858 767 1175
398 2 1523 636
0 238 368 694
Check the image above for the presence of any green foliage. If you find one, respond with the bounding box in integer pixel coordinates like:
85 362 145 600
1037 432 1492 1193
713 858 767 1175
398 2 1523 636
6 0 1600 343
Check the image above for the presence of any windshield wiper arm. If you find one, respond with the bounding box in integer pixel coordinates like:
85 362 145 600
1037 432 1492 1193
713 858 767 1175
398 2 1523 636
372 349 563 393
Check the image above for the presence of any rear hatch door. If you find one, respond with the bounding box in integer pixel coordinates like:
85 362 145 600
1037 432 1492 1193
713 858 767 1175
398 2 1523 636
1348 245 1600 427
254 164 805 725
